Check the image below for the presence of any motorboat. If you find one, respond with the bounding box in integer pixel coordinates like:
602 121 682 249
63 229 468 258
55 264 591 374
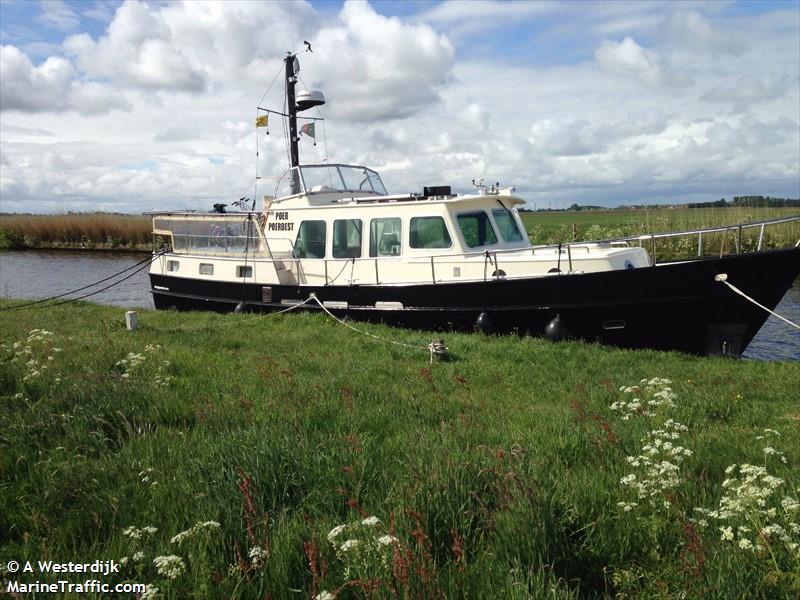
148 51 800 357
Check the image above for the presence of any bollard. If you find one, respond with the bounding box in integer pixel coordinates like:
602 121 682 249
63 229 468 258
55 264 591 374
125 311 138 331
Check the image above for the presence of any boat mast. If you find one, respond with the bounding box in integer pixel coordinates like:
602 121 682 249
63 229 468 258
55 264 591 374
285 52 299 169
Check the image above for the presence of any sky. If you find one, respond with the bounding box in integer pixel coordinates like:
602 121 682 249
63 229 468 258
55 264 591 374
0 0 798 213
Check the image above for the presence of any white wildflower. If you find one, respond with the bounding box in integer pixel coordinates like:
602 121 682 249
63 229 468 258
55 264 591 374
140 584 159 600
315 592 334 600
170 530 191 545
340 539 359 552
153 555 184 580
378 535 398 545
361 516 380 526
327 524 346 542
249 546 267 570
738 538 753 550
781 497 799 513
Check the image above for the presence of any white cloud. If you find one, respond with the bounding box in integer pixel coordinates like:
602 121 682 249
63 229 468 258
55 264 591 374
701 73 796 113
417 0 557 40
65 0 207 93
0 1 798 213
81 1 117 23
660 10 742 56
37 0 79 32
594 36 680 86
0 44 129 114
300 0 454 122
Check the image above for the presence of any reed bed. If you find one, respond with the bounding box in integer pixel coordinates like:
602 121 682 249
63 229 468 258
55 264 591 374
1 303 799 598
0 213 152 250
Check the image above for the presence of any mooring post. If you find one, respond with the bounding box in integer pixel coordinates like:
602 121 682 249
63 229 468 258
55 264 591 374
125 311 138 331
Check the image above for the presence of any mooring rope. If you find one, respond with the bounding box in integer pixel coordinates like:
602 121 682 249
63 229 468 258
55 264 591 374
715 273 800 330
306 293 447 363
0 251 166 312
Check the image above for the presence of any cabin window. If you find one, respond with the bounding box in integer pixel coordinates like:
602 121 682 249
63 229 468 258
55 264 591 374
410 217 452 249
237 265 253 278
369 218 402 257
302 166 343 192
293 220 326 258
457 211 497 248
491 208 523 242
199 263 214 275
333 219 363 258
167 260 180 272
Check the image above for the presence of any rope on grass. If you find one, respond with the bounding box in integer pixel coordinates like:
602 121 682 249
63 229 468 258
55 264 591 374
307 293 448 363
152 294 318 334
715 273 800 330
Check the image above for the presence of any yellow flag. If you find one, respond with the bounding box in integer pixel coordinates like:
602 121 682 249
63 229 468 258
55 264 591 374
255 114 269 128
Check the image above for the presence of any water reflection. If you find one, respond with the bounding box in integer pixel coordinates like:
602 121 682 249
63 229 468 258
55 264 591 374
0 249 154 309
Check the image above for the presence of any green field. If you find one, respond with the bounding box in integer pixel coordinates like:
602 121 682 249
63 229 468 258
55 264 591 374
2 302 799 598
521 207 800 249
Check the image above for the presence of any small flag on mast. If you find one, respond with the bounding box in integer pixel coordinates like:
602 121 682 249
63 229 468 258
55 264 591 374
255 114 269 128
300 122 315 140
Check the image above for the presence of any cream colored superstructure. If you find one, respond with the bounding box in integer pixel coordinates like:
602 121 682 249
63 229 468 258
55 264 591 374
149 164 651 288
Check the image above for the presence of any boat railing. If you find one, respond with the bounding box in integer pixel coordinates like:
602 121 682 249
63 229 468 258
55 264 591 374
619 215 800 264
342 216 799 285
155 214 798 286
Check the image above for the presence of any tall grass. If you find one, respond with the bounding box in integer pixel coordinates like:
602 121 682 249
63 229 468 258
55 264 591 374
0 213 152 250
1 302 798 598
522 207 800 259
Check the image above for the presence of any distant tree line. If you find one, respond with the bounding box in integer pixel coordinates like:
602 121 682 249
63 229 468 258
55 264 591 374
686 196 800 208
518 196 800 212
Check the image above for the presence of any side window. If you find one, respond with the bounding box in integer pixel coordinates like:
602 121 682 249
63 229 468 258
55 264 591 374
369 218 402 257
293 220 326 258
410 217 452 249
333 219 363 258
457 211 497 248
491 208 523 242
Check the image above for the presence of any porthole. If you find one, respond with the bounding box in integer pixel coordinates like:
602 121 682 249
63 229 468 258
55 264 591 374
237 265 253 278
199 263 214 275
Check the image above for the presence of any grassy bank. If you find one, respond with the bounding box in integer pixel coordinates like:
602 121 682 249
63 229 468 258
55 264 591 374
0 214 152 251
1 302 799 598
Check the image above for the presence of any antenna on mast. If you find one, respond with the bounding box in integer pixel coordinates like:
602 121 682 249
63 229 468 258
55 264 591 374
284 51 326 170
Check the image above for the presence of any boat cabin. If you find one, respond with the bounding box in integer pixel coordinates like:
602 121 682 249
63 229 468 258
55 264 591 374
149 162 650 288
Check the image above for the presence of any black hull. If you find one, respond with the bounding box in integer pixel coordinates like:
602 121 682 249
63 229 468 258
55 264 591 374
150 247 800 357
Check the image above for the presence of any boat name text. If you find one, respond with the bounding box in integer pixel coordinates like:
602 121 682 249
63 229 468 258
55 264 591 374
268 211 294 232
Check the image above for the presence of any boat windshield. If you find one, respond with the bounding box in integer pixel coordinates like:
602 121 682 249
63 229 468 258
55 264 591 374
274 165 387 198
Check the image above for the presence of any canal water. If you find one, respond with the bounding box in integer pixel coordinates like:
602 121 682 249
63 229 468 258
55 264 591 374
1 249 798 361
